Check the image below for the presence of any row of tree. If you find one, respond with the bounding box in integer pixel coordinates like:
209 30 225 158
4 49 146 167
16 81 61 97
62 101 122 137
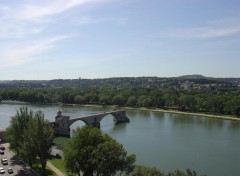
1 87 240 117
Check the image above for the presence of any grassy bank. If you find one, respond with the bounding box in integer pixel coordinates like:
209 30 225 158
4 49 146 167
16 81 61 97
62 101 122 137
124 106 240 121
78 104 240 121
1 100 29 104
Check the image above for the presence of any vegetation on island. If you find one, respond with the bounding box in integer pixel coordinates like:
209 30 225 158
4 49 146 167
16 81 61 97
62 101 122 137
0 86 240 117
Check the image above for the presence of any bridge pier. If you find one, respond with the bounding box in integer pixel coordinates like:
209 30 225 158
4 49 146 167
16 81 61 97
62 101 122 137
51 111 71 137
91 117 101 128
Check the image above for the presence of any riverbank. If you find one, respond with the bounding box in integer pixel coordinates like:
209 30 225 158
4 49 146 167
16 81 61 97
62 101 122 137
78 104 240 122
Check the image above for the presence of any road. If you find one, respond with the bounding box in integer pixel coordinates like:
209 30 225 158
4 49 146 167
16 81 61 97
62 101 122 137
0 143 38 176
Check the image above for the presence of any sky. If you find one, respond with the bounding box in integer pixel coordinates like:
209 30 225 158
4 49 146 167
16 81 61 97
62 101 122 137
0 0 240 80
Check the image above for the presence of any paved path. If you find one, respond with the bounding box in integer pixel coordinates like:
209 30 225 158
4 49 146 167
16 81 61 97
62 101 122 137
46 161 65 176
1 143 36 176
1 143 65 176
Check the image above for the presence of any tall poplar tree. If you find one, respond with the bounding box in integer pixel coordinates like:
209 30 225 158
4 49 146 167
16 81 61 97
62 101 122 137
6 107 53 176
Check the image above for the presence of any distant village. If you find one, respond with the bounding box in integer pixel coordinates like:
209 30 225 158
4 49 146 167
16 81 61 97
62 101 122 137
0 75 239 91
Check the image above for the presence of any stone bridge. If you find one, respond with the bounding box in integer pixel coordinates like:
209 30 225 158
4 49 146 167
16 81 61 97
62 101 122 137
51 110 130 137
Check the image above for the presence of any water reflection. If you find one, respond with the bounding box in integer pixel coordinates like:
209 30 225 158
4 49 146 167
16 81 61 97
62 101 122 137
228 120 240 130
168 113 226 129
103 122 127 135
138 110 151 118
126 110 138 117
151 111 165 118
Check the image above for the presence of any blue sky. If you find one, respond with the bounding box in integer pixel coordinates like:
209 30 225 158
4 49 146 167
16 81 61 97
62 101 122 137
0 0 240 80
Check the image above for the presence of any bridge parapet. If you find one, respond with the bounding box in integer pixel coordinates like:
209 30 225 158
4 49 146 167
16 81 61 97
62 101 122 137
51 110 130 137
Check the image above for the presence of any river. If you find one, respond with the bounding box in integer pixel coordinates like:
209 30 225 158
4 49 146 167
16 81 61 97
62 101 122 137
0 103 240 176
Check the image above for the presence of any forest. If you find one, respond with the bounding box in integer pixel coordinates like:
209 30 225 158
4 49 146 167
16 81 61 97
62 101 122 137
0 86 240 117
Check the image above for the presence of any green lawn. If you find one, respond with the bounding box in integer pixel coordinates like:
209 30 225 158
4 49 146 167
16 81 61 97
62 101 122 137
48 158 66 174
49 137 75 175
53 137 70 149
48 156 76 176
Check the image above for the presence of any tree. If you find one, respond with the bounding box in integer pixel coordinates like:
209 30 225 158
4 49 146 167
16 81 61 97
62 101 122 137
99 95 111 105
19 119 38 167
143 98 152 107
149 89 164 107
179 94 196 111
127 96 137 107
232 106 240 117
64 126 136 176
31 112 54 175
137 95 148 107
6 107 33 155
127 166 206 176
64 126 105 176
93 135 135 176
6 107 53 176
112 94 125 106
74 95 86 104
127 165 164 176
167 169 206 176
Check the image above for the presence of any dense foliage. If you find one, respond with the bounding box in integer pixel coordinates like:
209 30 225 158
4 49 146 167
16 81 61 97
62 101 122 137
128 166 206 176
6 107 54 176
1 87 240 117
63 126 136 176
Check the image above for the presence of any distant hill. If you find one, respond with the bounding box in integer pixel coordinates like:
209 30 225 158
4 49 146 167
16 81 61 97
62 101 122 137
176 74 240 83
176 74 207 80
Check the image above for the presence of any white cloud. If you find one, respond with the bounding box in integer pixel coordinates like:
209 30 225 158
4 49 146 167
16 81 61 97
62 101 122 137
149 18 240 39
164 26 240 39
0 0 109 69
196 26 240 39
16 0 103 21
0 23 44 39
0 35 71 68
0 0 107 38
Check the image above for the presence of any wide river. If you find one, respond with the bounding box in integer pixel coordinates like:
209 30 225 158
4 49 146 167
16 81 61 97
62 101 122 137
0 104 240 176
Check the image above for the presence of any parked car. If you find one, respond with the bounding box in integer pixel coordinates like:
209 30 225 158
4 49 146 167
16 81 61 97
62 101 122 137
0 167 5 174
8 168 13 174
1 158 8 165
0 150 4 155
0 145 5 150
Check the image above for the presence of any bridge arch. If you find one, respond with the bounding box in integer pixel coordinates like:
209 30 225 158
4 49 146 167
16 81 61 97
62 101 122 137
69 119 86 130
